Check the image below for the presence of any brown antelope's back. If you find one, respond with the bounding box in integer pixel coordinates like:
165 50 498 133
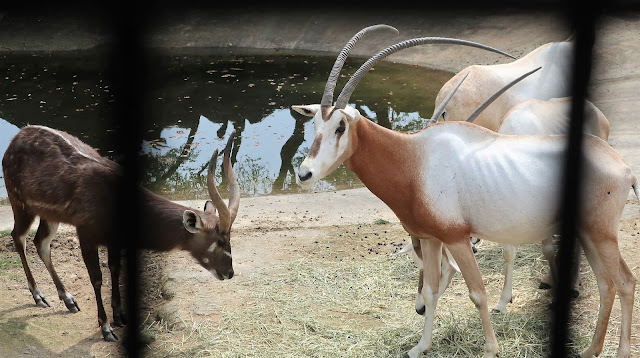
2 125 121 239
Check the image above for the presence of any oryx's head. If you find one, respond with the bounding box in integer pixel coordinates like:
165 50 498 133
293 28 514 188
291 24 398 188
182 131 240 280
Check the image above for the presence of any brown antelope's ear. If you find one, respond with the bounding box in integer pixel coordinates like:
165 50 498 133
291 104 321 117
183 210 203 234
203 200 216 214
339 107 361 123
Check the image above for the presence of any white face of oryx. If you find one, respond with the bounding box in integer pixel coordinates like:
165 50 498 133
292 104 361 189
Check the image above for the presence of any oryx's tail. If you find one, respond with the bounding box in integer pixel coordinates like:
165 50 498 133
396 243 414 255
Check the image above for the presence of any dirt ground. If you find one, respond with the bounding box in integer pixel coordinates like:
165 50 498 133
0 188 638 357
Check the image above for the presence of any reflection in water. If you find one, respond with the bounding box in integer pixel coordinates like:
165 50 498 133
0 50 452 201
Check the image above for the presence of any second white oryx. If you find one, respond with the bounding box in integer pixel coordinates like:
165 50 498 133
434 38 574 130
293 36 637 358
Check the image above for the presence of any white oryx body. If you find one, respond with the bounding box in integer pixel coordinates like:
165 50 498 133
293 29 636 358
499 96 610 138
407 95 612 313
435 40 573 130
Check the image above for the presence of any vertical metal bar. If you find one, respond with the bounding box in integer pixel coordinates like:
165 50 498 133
550 3 600 357
106 8 147 358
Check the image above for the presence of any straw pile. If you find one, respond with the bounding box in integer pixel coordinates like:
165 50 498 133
142 223 636 357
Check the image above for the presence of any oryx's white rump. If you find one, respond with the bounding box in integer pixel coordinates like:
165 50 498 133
498 97 610 140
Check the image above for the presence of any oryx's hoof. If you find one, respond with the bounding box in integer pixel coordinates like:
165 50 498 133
570 288 580 298
538 282 552 290
415 306 425 316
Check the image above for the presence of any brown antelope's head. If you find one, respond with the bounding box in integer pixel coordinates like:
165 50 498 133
293 30 514 188
183 131 240 280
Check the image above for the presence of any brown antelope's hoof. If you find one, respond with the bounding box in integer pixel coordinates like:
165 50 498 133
102 324 118 342
33 289 51 308
113 311 127 327
538 282 552 290
61 294 80 313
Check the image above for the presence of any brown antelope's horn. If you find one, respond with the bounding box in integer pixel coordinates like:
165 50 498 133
465 66 542 123
321 24 399 108
207 132 238 232
222 130 240 227
335 37 515 109
427 70 470 125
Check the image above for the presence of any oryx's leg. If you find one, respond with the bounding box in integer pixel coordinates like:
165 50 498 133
34 220 80 312
108 246 126 327
539 237 556 290
9 208 50 307
540 237 581 297
493 244 515 313
470 236 480 254
407 235 427 315
405 238 443 358
580 235 635 358
415 268 425 315
446 237 499 358
579 236 615 358
78 227 117 342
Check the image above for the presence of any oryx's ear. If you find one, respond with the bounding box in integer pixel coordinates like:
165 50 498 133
203 200 216 214
183 210 203 234
339 106 361 123
291 104 321 117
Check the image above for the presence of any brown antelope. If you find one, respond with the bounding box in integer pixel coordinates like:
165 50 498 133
292 36 638 357
2 125 240 342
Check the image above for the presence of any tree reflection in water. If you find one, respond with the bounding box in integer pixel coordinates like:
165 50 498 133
0 51 452 201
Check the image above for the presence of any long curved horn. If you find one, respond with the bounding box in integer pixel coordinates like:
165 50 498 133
321 24 399 108
334 37 515 109
427 70 470 125
207 130 238 232
222 130 240 227
465 66 542 123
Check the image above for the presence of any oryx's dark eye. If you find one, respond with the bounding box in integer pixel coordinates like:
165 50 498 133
335 121 346 135
218 239 225 247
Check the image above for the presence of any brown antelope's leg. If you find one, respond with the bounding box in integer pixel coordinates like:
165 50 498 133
446 238 499 358
579 237 615 358
108 246 126 327
34 220 80 312
406 238 443 358
78 228 117 342
582 236 635 358
493 244 515 313
10 209 48 307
